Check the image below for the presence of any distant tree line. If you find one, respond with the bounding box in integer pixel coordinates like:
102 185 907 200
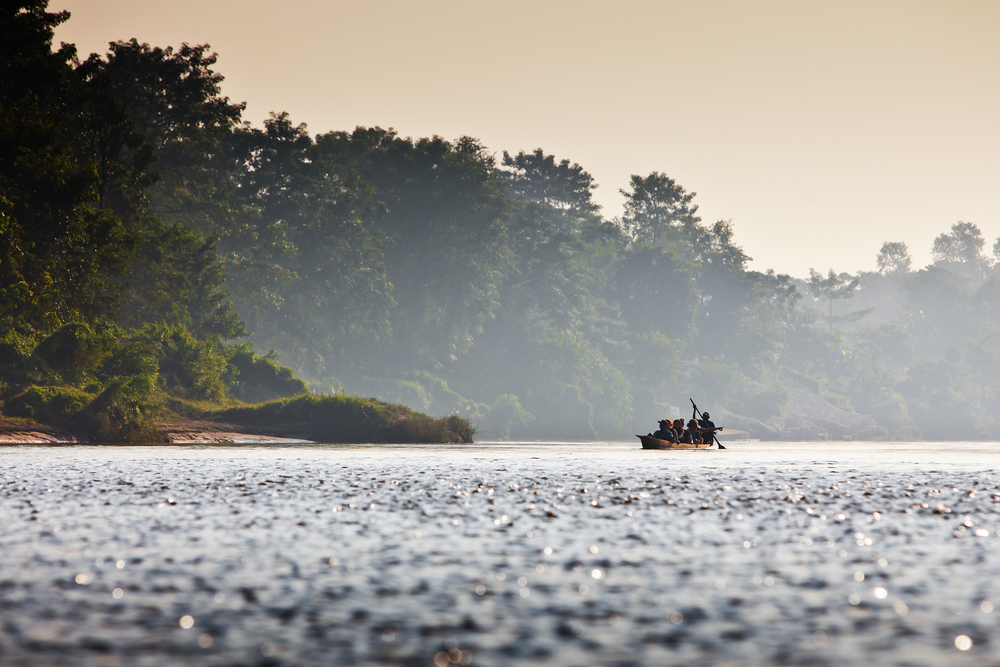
4 1 1000 440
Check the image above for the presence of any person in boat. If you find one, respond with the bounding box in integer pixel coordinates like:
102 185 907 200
697 411 721 434
675 419 693 444
672 419 686 441
686 419 704 444
697 411 726 449
651 419 678 442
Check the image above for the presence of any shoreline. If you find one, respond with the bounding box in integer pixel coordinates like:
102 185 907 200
0 419 315 445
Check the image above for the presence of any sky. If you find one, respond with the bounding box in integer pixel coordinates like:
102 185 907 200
53 0 1000 278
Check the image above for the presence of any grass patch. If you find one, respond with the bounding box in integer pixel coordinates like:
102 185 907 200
211 393 475 443
4 386 93 424
3 384 168 443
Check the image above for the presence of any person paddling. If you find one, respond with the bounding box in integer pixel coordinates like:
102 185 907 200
690 399 727 449
695 411 718 439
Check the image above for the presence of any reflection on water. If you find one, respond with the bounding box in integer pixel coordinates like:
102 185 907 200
0 441 998 665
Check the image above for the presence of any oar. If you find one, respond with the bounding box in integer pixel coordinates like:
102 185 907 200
690 398 726 450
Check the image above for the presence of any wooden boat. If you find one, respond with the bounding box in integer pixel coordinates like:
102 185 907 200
637 435 712 450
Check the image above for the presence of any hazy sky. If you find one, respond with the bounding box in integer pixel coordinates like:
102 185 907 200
54 0 999 278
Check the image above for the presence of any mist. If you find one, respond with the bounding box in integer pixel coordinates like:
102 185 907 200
215 118 1000 441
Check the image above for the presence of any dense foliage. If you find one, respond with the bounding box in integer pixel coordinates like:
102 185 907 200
6 1 1000 441
0 3 346 441
213 394 474 444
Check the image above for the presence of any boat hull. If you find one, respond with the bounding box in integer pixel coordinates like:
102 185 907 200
637 435 712 450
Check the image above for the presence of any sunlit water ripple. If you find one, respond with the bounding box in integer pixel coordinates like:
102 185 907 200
1 441 999 666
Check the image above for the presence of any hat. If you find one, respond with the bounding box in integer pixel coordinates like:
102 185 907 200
658 419 670 425
702 412 710 418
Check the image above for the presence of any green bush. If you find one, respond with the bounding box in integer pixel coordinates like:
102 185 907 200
345 376 433 412
483 394 535 440
82 374 167 443
131 325 228 401
0 326 38 394
33 323 114 385
98 338 160 384
225 345 307 403
3 381 166 443
4 386 93 423
212 393 474 443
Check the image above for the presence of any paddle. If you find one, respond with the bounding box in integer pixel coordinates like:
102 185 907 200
690 398 727 450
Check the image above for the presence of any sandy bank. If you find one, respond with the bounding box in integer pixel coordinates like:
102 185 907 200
0 418 314 444
0 419 81 443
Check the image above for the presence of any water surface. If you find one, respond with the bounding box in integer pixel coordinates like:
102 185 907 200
1 441 998 666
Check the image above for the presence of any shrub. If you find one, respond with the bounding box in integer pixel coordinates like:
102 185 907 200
82 373 167 443
225 344 307 403
33 322 114 384
212 393 474 443
482 394 535 440
131 325 229 401
0 326 39 395
4 386 93 423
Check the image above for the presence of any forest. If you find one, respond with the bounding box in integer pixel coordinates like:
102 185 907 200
4 1 1000 442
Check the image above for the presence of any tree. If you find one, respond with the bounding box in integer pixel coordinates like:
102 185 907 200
500 148 600 220
876 241 912 274
74 37 259 341
621 172 774 364
80 39 247 234
932 221 991 285
613 245 698 341
116 220 245 339
316 127 511 376
223 114 393 380
808 269 860 329
0 1 134 333
445 148 631 437
933 221 986 265
620 172 700 246
495 148 613 341
901 265 975 358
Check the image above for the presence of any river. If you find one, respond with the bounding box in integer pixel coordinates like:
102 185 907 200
1 441 998 666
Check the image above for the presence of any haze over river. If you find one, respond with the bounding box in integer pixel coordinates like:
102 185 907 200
2 441 999 666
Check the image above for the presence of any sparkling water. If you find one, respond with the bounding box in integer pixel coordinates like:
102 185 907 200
1 441 998 666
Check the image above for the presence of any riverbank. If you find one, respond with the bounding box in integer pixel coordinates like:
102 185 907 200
0 392 475 444
0 418 81 443
0 417 309 444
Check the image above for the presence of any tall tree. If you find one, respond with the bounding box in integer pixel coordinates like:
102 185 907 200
0 1 134 333
316 127 511 376
496 148 614 338
115 220 245 339
223 114 393 379
75 37 252 340
80 39 248 234
808 269 860 329
932 221 985 265
620 172 700 246
450 148 632 436
876 241 912 274
902 266 975 358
